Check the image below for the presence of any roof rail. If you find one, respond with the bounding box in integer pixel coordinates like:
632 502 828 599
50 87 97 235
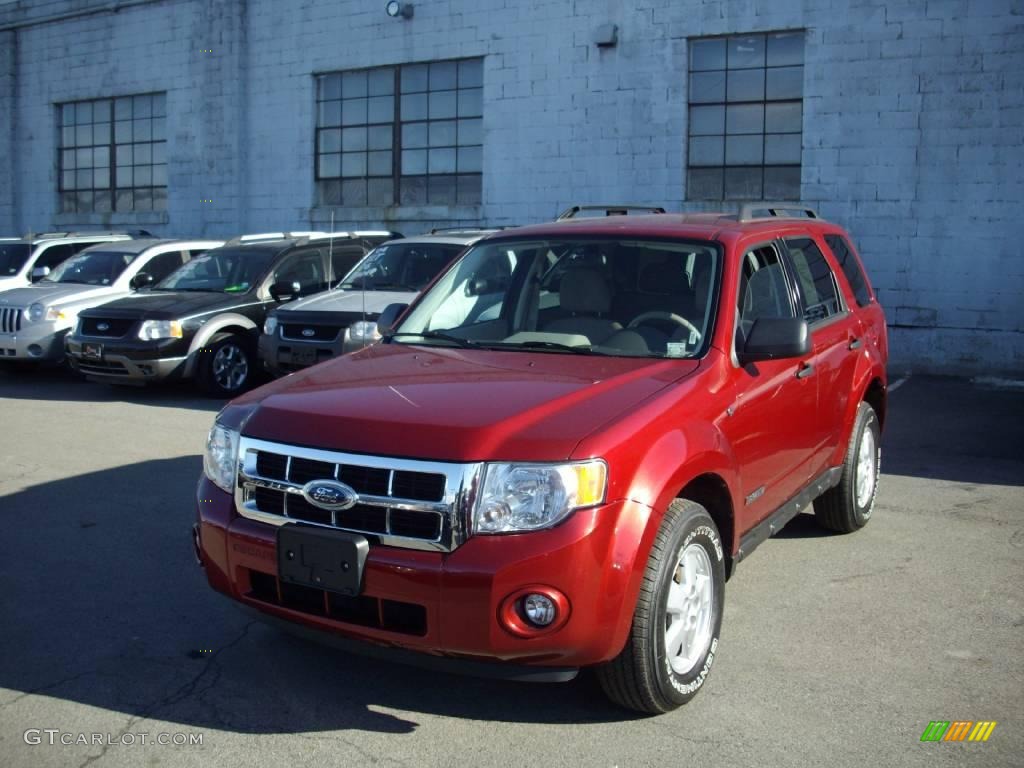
738 203 819 222
225 231 333 245
25 229 153 239
557 204 667 220
427 226 513 235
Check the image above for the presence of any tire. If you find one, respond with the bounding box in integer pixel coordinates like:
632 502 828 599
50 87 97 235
196 333 254 397
596 499 725 714
813 401 880 533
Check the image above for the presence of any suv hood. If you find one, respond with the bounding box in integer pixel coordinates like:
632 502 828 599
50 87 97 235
0 283 124 309
278 288 414 316
79 290 259 320
235 342 700 462
0 275 29 292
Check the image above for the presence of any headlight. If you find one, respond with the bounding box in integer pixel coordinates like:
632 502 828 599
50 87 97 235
203 422 240 493
472 460 607 534
138 319 183 340
27 303 44 322
263 316 278 335
349 320 381 342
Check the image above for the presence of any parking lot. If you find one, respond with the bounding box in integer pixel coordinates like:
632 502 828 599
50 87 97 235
0 368 1021 767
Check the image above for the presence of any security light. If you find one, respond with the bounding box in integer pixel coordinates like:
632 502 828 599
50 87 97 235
385 1 413 19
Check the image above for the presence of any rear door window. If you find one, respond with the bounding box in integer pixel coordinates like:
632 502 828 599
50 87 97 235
824 234 871 307
784 237 842 324
143 250 187 283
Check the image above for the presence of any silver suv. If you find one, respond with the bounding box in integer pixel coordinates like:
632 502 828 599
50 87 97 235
0 238 222 364
258 230 494 376
0 231 145 293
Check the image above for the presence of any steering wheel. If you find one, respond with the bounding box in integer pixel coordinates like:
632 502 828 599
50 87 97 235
627 311 702 342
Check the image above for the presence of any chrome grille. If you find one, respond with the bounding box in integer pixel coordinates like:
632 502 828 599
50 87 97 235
0 306 23 334
235 436 481 552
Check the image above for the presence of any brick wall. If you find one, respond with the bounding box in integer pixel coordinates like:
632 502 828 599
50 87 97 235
0 0 1021 373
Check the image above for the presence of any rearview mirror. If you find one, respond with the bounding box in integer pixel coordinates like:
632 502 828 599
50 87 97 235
130 272 154 290
31 266 50 282
738 317 810 365
465 276 508 297
269 280 301 302
376 303 408 337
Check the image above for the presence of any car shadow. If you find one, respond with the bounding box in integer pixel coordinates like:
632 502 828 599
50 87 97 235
0 457 637 734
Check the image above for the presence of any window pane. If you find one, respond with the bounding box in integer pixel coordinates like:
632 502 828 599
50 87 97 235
367 125 393 150
318 179 342 205
724 167 762 200
727 69 764 102
401 63 429 93
457 146 482 172
77 190 94 210
76 148 93 167
134 187 152 211
152 164 167 186
728 35 765 68
151 117 166 141
93 99 111 120
342 153 367 177
134 165 152 186
76 101 93 124
429 120 457 147
401 93 428 120
368 68 395 96
458 58 483 88
766 66 803 99
427 175 456 205
115 120 132 142
402 149 427 174
134 118 152 142
367 150 392 176
115 189 133 210
152 94 167 118
318 100 341 126
726 135 763 165
61 191 76 212
116 145 132 165
114 97 132 120
428 147 456 174
133 143 152 164
456 173 482 204
430 60 457 90
94 190 112 212
117 167 133 187
76 125 92 145
320 128 341 153
458 118 482 145
318 153 340 177
429 90 457 119
341 98 368 125
62 170 75 190
767 32 804 67
402 122 428 148
689 71 725 104
367 177 394 206
689 136 724 166
319 74 342 101
133 94 153 118
400 175 427 205
690 38 726 71
341 127 367 152
726 104 764 134
62 127 75 147
457 87 483 117
93 168 110 188
94 146 110 166
61 104 75 126
62 149 76 169
152 187 167 210
689 105 724 136
687 168 723 200
764 166 801 199
764 133 801 164
342 179 368 205
367 95 393 123
93 122 111 144
342 70 368 98
765 101 802 133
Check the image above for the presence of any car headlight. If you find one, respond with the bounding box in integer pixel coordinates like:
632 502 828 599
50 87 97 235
263 316 278 335
27 302 45 322
138 319 183 340
203 422 240 493
472 460 607 534
349 320 381 342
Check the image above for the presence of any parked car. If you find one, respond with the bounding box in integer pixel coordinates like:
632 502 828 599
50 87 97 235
194 205 888 713
0 239 222 365
259 230 497 376
65 231 398 395
0 231 148 294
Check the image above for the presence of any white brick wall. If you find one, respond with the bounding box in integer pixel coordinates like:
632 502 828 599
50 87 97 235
0 0 1021 373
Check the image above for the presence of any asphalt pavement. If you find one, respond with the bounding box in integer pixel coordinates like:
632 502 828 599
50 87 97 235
0 367 1021 767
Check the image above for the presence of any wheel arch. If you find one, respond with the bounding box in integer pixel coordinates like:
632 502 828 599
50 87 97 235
676 472 737 580
184 315 259 377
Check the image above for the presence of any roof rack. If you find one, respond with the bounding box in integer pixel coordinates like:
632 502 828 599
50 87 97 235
226 230 404 246
738 203 819 222
25 229 153 240
557 204 667 221
427 226 513 235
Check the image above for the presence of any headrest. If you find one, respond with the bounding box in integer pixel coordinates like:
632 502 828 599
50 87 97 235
560 268 611 314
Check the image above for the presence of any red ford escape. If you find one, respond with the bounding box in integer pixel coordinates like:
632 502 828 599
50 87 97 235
194 204 888 713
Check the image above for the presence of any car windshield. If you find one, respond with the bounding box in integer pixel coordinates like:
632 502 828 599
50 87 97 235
154 247 276 293
42 250 137 285
393 237 720 359
0 244 31 276
339 242 465 292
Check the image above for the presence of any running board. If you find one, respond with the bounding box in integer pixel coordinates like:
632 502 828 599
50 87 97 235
735 466 843 563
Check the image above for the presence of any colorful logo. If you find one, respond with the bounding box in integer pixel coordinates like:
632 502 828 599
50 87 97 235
920 721 997 742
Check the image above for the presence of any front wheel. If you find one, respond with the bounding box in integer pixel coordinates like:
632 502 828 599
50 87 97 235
596 499 725 714
197 333 254 397
813 401 881 533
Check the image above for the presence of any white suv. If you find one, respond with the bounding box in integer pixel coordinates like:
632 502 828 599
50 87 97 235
0 231 147 293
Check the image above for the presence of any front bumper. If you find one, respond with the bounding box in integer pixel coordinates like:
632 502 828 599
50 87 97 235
195 474 653 671
0 324 71 362
65 333 190 382
259 329 371 376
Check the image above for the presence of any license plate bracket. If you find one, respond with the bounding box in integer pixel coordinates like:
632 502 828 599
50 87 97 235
82 343 103 360
277 525 368 596
289 346 317 366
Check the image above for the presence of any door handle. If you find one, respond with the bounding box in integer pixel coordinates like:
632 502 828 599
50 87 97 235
796 362 815 379
848 337 863 350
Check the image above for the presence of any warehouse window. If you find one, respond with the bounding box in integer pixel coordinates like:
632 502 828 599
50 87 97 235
58 93 167 213
315 59 483 208
687 32 803 201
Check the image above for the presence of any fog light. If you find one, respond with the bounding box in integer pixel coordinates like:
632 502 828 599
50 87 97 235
523 594 556 626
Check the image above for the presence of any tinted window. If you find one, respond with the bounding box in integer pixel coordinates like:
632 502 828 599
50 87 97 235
44 249 137 285
824 234 871 307
340 242 463 291
34 244 75 272
0 244 31 276
272 249 327 294
155 247 277 293
142 250 186 283
329 246 367 285
785 237 841 323
737 244 795 342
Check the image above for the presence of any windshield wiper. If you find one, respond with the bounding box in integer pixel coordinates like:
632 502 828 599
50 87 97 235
480 340 602 355
387 331 478 348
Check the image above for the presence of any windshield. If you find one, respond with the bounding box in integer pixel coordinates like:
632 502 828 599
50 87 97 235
42 250 137 285
339 242 464 292
0 244 31 276
154 248 276 293
393 237 720 359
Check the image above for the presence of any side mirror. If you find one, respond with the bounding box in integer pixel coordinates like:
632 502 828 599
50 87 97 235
376 302 408 337
31 266 50 282
130 272 154 290
739 317 810 365
269 280 301 302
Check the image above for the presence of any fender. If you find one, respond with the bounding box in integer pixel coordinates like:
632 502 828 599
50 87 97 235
827 339 887 467
183 313 259 377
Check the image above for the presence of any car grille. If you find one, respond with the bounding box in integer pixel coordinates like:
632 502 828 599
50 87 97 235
0 306 23 334
280 323 344 342
235 436 480 552
81 317 136 337
76 359 130 376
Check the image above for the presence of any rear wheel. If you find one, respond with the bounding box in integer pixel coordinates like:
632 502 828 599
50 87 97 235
596 499 725 714
814 401 880 533
197 333 254 397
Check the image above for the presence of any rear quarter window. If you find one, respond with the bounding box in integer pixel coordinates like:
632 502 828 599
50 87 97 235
824 234 872 308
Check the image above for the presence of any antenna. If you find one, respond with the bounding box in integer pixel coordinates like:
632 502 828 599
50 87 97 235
328 210 335 288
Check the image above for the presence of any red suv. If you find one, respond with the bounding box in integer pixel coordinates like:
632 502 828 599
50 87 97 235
195 204 887 713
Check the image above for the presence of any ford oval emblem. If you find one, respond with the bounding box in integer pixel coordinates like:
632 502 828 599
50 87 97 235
301 479 358 511
97 322 110 331
301 328 316 337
